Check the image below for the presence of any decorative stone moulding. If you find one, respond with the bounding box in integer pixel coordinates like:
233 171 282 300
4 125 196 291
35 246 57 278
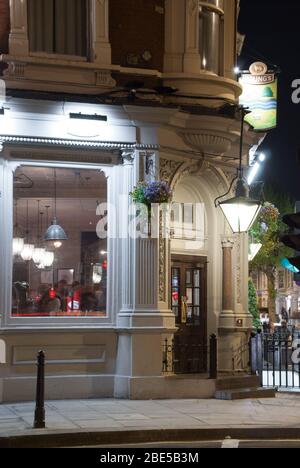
179 131 232 155
163 73 242 105
2 57 117 94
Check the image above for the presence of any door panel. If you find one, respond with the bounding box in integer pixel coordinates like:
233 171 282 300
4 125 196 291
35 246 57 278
171 257 207 373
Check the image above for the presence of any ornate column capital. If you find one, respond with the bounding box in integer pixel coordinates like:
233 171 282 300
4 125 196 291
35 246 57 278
221 238 235 249
121 150 135 165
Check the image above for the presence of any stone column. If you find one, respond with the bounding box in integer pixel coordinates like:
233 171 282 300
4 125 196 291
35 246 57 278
114 151 176 399
218 235 253 373
164 0 185 73
223 0 238 80
164 0 201 74
91 0 112 65
9 0 29 56
218 237 239 373
183 0 201 73
222 239 234 314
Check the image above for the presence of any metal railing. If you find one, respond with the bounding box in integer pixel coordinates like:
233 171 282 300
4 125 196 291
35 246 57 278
162 334 217 379
251 330 300 389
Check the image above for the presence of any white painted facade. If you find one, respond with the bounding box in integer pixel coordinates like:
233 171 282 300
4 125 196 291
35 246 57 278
0 0 261 402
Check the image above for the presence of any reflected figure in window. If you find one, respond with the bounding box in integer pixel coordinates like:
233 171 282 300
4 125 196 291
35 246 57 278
81 286 98 313
38 289 62 316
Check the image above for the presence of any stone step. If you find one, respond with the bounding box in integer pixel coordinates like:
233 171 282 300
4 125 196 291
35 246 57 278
215 387 276 401
216 375 260 391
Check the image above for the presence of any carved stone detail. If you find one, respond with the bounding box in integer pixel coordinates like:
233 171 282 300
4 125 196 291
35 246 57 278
159 210 167 302
95 71 116 88
235 234 242 304
188 0 198 16
5 62 26 78
159 159 183 185
179 132 232 156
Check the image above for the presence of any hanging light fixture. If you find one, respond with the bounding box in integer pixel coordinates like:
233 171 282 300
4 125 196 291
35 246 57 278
42 206 55 267
248 242 263 262
13 199 25 256
215 107 262 233
21 200 35 261
33 201 46 265
44 169 68 248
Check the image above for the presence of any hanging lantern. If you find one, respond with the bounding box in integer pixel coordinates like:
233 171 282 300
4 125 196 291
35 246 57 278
43 251 55 268
219 177 262 234
21 201 35 261
45 169 68 247
33 248 46 265
216 108 262 234
13 238 25 256
13 199 25 256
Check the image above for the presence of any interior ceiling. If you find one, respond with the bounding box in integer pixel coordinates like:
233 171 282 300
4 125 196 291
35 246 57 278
14 166 107 199
13 166 108 232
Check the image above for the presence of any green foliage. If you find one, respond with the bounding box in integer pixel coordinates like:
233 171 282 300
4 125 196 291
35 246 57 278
250 187 294 271
248 278 260 330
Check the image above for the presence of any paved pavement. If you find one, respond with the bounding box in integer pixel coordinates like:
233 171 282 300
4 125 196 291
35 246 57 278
1 393 300 447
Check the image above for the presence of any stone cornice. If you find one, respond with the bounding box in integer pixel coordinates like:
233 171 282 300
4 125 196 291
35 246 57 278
0 135 159 152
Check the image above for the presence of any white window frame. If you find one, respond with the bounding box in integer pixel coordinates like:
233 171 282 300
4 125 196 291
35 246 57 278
9 0 111 66
0 155 116 329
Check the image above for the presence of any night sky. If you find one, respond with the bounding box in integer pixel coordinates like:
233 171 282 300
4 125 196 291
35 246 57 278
239 0 300 201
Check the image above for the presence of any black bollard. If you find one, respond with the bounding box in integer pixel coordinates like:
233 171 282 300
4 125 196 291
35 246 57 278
34 350 46 429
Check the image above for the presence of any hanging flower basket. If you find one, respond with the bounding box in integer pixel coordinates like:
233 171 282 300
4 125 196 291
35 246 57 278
130 181 173 237
130 181 173 206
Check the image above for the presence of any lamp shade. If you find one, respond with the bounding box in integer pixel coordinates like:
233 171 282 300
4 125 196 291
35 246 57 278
219 196 261 234
249 242 263 262
21 244 35 261
13 238 25 256
32 248 46 265
44 218 68 244
43 251 55 268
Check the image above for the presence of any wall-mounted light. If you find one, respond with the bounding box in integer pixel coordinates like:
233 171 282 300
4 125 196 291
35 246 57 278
69 113 107 122
215 108 262 234
249 243 262 262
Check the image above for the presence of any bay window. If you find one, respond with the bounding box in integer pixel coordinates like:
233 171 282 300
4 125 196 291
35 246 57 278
28 0 88 57
12 165 108 319
199 0 224 74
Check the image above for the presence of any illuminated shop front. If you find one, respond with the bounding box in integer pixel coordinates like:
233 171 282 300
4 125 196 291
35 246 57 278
12 166 108 319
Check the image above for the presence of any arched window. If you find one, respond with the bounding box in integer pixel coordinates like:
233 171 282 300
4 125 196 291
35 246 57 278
199 0 224 74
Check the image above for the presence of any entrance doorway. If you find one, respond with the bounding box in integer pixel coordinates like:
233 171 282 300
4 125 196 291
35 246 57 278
171 256 207 373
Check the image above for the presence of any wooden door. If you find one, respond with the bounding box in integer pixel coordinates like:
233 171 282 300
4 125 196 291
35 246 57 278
171 256 207 373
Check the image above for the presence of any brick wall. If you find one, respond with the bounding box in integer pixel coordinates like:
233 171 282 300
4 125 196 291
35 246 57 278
109 0 165 71
0 0 9 54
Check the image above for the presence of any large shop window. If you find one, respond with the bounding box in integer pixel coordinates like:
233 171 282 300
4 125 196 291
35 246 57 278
199 0 224 74
28 0 88 57
12 166 108 318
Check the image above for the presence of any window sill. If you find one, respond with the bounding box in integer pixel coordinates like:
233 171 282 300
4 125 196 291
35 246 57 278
1 53 162 76
0 325 116 333
29 52 88 63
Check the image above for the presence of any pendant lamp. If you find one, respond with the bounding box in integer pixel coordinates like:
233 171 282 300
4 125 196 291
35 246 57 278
44 169 67 248
21 200 35 261
13 199 25 256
